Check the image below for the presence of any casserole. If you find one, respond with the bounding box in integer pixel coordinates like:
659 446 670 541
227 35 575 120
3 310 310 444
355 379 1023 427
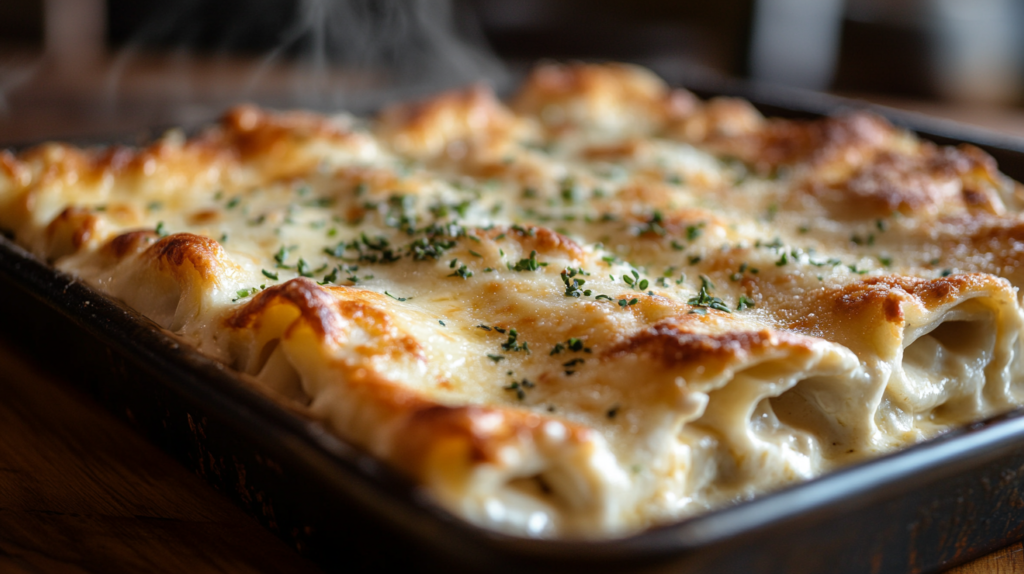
4 62 1024 571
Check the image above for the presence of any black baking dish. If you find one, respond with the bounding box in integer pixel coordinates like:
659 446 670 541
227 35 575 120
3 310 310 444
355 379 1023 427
4 83 1024 573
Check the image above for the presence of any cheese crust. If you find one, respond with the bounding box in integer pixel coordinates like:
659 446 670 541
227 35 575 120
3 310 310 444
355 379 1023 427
3 62 1024 538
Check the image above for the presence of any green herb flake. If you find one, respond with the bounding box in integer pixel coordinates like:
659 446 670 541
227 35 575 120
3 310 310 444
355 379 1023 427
687 276 732 314
448 264 473 279
385 290 409 302
234 287 258 301
511 250 541 272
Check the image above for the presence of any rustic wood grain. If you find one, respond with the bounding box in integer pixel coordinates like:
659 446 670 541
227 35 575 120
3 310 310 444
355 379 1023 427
949 543 1024 574
0 342 322 574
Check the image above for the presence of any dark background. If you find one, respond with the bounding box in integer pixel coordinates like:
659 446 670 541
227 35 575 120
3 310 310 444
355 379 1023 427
1 0 1023 143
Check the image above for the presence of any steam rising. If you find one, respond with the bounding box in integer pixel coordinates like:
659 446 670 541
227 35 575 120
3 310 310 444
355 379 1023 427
106 0 510 118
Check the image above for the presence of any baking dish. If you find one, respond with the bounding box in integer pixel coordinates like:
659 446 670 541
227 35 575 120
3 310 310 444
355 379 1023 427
4 80 1024 573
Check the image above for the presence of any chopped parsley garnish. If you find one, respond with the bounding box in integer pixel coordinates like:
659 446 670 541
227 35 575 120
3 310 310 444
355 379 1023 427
501 329 530 353
233 287 258 301
155 221 168 237
486 354 505 363
551 337 589 355
225 196 241 209
319 267 339 285
621 270 649 291
618 298 639 307
503 378 534 400
737 295 755 311
305 197 334 208
439 320 446 327
274 245 293 267
561 267 591 297
687 276 731 313
634 210 666 236
323 241 346 258
262 269 279 280
448 264 473 279
385 290 409 301
511 250 542 272
851 233 875 246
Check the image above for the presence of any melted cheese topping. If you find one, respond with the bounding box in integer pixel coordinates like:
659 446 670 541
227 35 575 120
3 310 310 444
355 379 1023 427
2 62 1024 538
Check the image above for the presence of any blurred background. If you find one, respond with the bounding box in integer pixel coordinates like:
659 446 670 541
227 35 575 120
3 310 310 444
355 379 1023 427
3 0 1024 145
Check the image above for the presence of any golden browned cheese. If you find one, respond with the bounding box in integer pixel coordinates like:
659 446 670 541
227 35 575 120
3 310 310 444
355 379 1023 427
2 61 1024 538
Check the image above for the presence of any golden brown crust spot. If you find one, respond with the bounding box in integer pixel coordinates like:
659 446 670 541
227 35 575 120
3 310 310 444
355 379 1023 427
581 139 646 161
475 224 585 260
187 209 221 225
785 274 1011 342
607 324 812 370
392 404 589 473
16 136 234 198
376 85 517 158
512 62 695 129
396 405 522 467
811 145 1007 219
670 97 765 144
219 104 352 159
0 150 27 185
681 112 894 174
45 206 98 256
833 274 991 318
145 232 224 280
227 279 423 361
226 278 343 338
105 229 160 259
